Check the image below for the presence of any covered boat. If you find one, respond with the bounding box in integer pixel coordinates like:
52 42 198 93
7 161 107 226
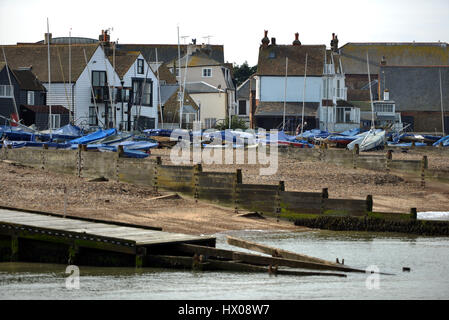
70 128 117 145
347 129 386 151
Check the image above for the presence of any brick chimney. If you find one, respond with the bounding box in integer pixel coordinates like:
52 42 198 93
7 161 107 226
261 30 270 47
292 33 301 46
44 33 52 45
271 37 276 46
99 30 111 44
330 33 339 52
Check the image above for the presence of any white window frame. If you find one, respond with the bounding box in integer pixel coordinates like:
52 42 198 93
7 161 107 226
51 114 61 129
0 85 13 97
27 91 34 105
202 68 212 78
205 118 216 129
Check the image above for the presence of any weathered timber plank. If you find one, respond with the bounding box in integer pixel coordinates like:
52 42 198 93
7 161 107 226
227 236 339 266
146 255 346 277
237 184 279 192
174 244 363 273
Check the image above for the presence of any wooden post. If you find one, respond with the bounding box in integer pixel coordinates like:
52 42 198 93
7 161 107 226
77 144 83 178
117 145 124 158
193 164 202 203
43 144 49 150
411 141 416 149
10 235 18 262
366 195 373 213
233 169 242 213
275 181 285 221
353 144 359 169
410 208 417 220
135 247 147 268
321 188 329 214
63 186 68 218
421 156 428 188
322 188 329 199
153 156 162 193
68 243 78 265
386 150 392 173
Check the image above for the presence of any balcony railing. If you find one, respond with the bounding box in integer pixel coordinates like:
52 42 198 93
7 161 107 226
333 88 347 100
91 86 109 103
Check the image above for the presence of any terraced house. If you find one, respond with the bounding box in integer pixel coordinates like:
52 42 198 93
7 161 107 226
118 42 232 129
339 42 449 133
254 31 354 132
2 31 159 131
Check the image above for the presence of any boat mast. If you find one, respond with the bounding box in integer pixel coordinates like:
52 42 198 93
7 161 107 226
366 51 375 130
177 25 182 129
439 68 445 135
47 18 52 139
69 28 72 124
155 48 164 128
282 57 288 131
1 46 20 125
112 40 116 129
300 53 308 137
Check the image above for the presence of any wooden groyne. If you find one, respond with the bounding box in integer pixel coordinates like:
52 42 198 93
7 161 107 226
1 146 447 236
294 215 449 236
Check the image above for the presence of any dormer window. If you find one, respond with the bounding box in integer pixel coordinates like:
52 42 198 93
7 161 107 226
202 68 212 77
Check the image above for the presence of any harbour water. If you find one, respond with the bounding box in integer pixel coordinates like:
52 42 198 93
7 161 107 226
1 227 449 300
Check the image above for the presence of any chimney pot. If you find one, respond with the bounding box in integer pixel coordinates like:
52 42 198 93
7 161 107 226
271 37 276 45
330 33 339 52
261 30 270 47
44 33 52 45
293 33 301 46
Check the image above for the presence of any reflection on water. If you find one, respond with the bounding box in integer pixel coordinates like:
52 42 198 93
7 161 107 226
0 230 448 300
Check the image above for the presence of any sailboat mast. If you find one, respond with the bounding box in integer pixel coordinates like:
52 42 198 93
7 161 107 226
439 68 445 135
69 28 72 124
155 48 164 128
177 25 182 129
47 18 52 139
282 57 288 131
366 51 375 130
1 46 20 124
300 53 308 137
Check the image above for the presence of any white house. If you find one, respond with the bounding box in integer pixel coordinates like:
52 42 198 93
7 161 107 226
165 44 236 129
254 31 357 132
107 49 159 131
2 36 159 131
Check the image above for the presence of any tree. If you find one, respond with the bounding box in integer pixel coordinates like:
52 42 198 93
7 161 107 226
215 116 248 130
232 61 257 87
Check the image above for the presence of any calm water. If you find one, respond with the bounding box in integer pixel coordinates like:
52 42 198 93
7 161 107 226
0 229 448 300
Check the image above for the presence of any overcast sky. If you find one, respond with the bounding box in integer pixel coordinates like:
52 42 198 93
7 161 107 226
1 0 448 66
